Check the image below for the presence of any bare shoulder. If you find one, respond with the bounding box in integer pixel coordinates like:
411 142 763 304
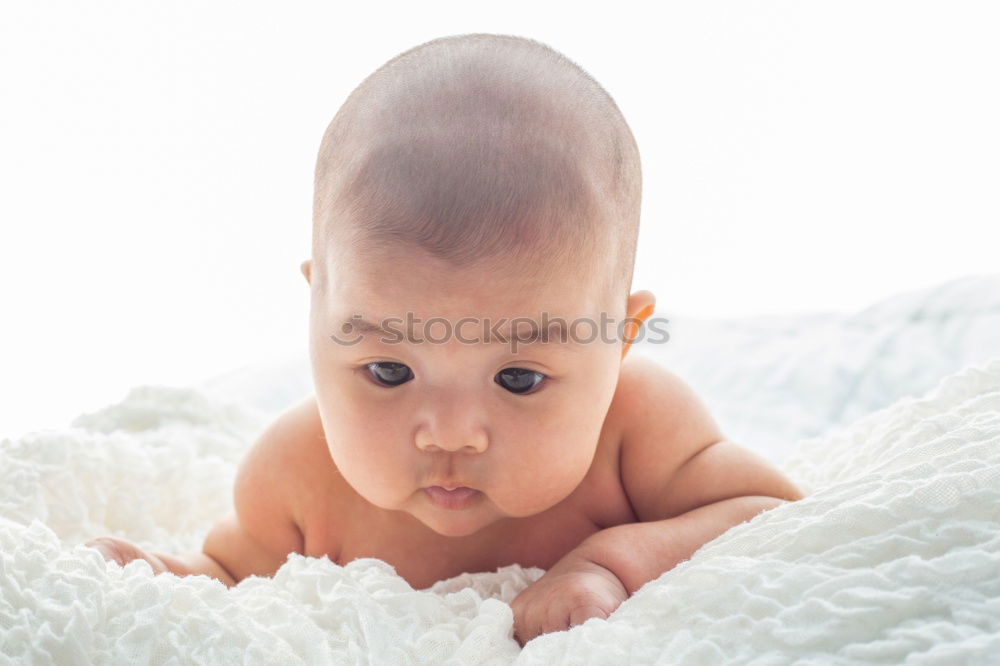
234 396 331 555
611 354 727 522
607 353 723 445
267 395 349 560
612 355 804 522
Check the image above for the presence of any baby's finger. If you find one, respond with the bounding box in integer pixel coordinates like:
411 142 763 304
542 603 571 634
515 602 545 644
516 609 547 646
513 621 532 648
85 538 125 566
568 605 608 628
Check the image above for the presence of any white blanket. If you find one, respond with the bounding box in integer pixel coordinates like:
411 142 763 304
2 362 999 663
3 279 1000 663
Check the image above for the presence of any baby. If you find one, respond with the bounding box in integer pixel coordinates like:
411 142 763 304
86 33 804 646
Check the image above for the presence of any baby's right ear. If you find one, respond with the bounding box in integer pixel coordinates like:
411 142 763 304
300 259 312 285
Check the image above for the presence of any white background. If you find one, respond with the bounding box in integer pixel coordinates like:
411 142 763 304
1 1 997 439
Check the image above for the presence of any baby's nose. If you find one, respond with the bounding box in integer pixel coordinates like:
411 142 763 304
415 425 488 453
412 388 490 452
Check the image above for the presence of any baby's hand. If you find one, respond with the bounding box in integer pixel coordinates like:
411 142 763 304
85 536 170 574
509 547 628 647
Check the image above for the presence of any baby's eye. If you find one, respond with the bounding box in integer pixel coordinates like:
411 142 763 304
366 361 414 387
494 368 546 395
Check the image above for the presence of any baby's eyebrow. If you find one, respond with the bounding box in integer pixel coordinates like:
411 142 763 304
339 316 579 347
346 317 395 335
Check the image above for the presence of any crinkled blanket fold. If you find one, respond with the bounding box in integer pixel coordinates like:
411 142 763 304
2 357 999 664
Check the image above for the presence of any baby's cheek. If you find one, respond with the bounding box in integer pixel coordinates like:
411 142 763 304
491 450 589 516
542 414 601 451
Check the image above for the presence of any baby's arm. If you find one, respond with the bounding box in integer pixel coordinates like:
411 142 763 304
86 534 235 586
151 548 237 586
576 360 804 595
87 404 307 587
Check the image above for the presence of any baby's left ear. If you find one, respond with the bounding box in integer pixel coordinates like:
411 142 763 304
622 290 656 359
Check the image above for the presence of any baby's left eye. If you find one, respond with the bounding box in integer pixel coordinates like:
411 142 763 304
494 368 546 395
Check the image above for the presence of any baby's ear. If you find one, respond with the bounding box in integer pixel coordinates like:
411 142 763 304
621 290 656 360
300 260 312 285
626 290 656 324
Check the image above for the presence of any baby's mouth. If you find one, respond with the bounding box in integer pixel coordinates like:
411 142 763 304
423 486 482 509
425 478 477 492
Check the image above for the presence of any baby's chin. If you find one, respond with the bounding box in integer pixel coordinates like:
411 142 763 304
410 490 514 538
421 518 487 539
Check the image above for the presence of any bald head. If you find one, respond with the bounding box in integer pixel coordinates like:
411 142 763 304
311 33 642 308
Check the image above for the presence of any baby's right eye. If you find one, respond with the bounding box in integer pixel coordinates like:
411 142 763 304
366 361 414 387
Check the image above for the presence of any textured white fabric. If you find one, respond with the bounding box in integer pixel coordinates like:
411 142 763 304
635 273 1000 466
2 354 999 663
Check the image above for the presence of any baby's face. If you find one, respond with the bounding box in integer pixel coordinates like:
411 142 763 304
304 245 626 538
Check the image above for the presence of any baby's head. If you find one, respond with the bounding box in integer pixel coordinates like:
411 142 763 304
302 33 654 537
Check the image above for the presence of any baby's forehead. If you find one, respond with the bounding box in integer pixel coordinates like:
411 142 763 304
326 290 599 336
324 245 610 315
